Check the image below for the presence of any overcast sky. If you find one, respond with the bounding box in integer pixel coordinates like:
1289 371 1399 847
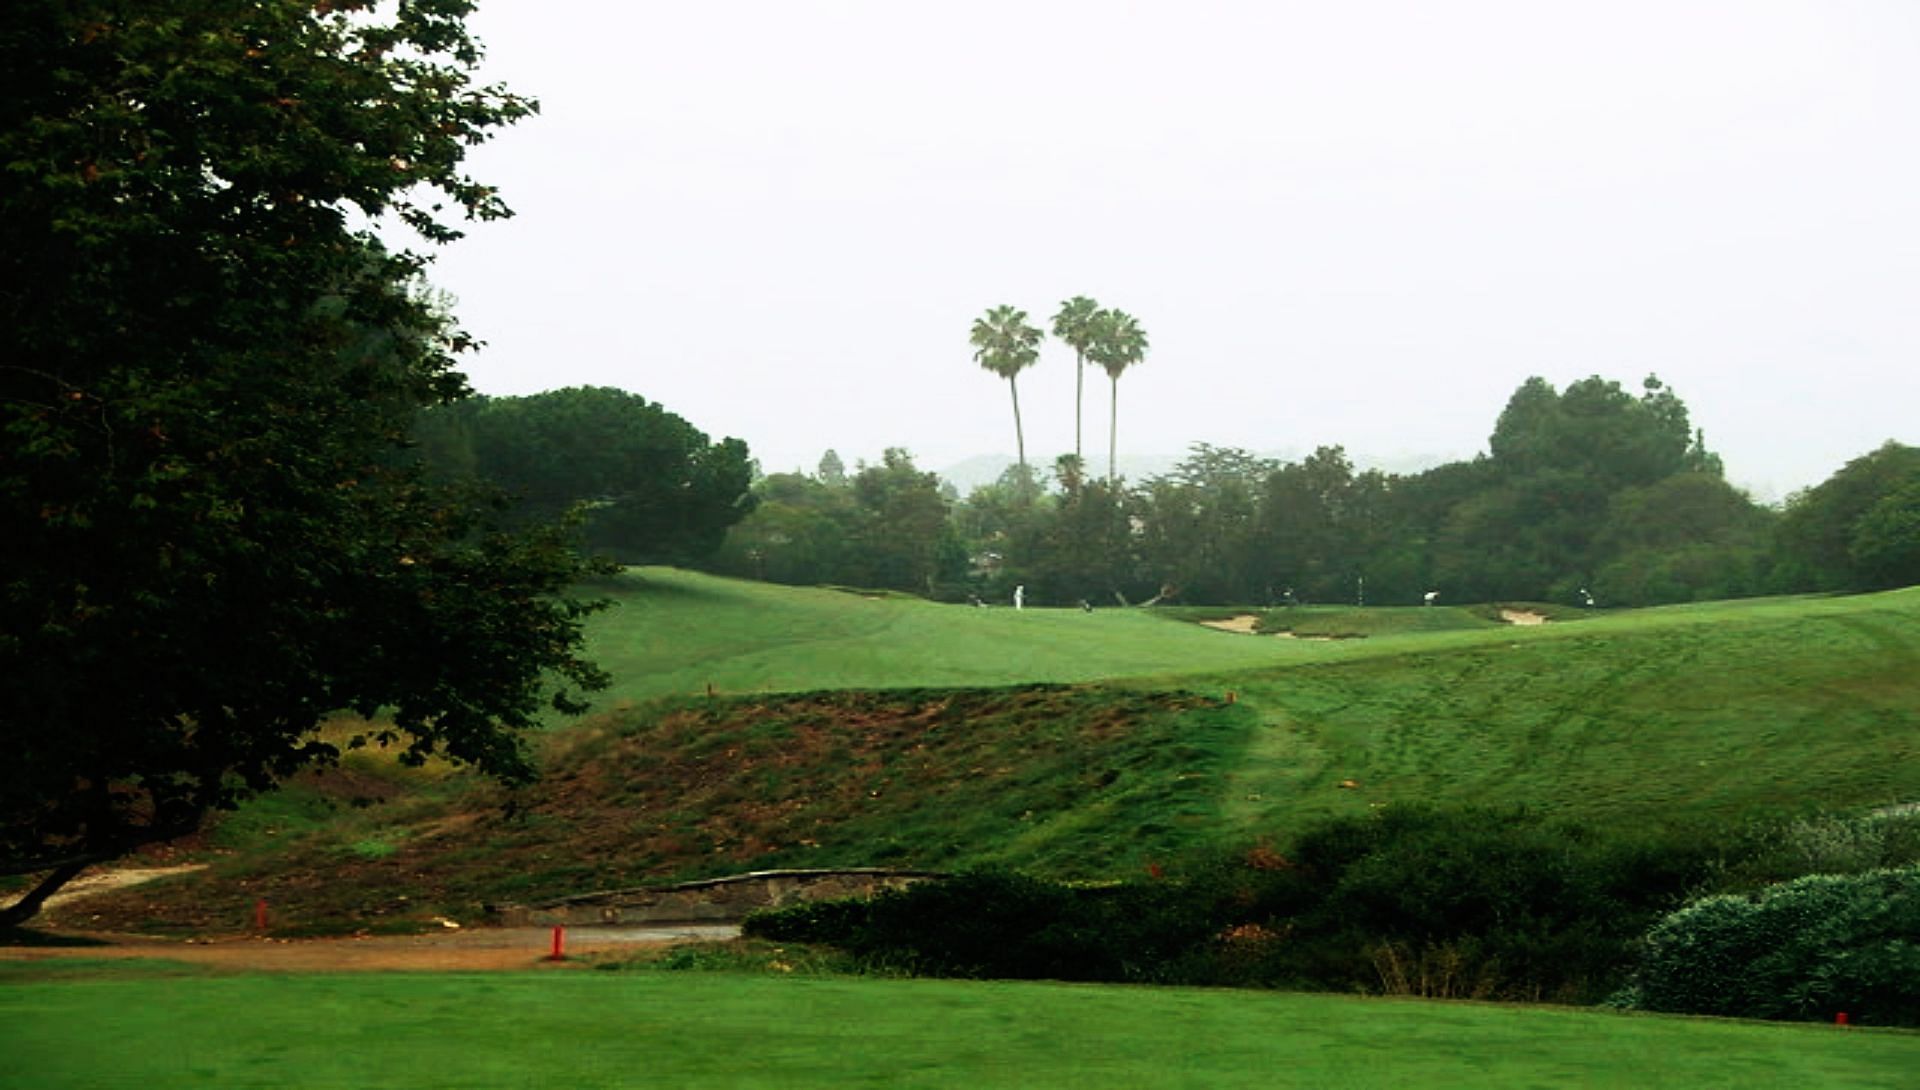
425 1 1918 501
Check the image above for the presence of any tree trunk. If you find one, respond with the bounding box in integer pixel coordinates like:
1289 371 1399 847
1009 376 1027 471
1109 374 1120 485
0 860 89 929
1074 352 1085 460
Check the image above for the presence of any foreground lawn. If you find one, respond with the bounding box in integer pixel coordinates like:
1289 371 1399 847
0 970 1911 1089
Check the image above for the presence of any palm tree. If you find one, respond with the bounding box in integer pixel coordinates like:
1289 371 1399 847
1051 296 1102 461
970 305 1045 472
1088 308 1148 485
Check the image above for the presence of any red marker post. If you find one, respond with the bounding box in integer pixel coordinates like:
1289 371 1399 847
1835 1012 1849 1027
254 899 268 932
548 925 566 961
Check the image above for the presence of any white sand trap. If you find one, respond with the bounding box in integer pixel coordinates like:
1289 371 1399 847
1199 615 1335 640
1501 609 1548 625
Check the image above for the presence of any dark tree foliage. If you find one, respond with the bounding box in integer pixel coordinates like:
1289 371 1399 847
1774 441 1920 592
1137 445 1275 604
846 449 965 595
1438 374 1731 601
416 386 756 565
710 450 965 597
710 470 859 587
0 0 606 923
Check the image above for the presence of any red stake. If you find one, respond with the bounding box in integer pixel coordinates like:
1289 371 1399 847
1836 1012 1849 1027
254 898 268 932
548 925 566 961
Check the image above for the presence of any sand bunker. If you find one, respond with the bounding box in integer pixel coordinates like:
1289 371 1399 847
1198 615 1334 640
1500 609 1548 626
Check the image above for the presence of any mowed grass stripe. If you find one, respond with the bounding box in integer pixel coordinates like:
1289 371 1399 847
582 572 1920 836
1213 585 1920 831
0 973 1912 1090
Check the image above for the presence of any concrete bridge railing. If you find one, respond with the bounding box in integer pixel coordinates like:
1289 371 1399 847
484 867 946 927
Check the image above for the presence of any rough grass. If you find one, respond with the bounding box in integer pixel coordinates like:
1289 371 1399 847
64 686 1253 932
0 972 1912 1090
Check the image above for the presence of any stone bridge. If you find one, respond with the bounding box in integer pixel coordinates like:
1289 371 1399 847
484 867 945 927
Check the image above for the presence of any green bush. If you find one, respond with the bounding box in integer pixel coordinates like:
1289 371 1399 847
746 810 1718 1000
749 871 1215 982
1630 866 1920 1026
1257 807 1714 1001
742 896 876 947
1705 810 1920 891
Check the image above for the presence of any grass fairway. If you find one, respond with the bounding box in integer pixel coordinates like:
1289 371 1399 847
582 568 1307 702
582 572 1920 835
1 971 1912 1089
1220 585 1920 830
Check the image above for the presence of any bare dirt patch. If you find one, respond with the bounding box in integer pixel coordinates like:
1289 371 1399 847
0 923 738 972
39 865 210 911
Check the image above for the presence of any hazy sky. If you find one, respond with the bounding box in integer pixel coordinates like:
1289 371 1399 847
426 1 1918 500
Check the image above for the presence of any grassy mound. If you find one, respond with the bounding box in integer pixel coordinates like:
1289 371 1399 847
59 687 1251 933
48 579 1920 935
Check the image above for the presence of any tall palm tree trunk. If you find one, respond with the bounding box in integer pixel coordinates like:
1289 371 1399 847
1074 353 1085 460
1009 376 1027 471
1108 373 1119 485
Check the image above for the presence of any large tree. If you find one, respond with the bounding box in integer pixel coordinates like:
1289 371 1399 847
1087 308 1148 484
969 305 1045 472
417 387 756 565
1774 441 1920 592
0 0 606 924
1050 296 1102 461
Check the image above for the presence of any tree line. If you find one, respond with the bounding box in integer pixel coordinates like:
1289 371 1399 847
972 297 1148 483
707 374 1920 607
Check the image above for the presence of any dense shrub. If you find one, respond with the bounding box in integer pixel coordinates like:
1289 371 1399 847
748 870 1213 982
1629 866 1920 1026
748 808 1718 1000
1703 810 1920 891
1236 807 1717 1001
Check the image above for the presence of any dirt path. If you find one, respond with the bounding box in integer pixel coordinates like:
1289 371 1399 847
37 864 210 911
0 923 740 972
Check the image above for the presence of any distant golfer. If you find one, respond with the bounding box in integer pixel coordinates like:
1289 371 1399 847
1014 585 1025 611
1423 590 1439 606
1580 587 1596 608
